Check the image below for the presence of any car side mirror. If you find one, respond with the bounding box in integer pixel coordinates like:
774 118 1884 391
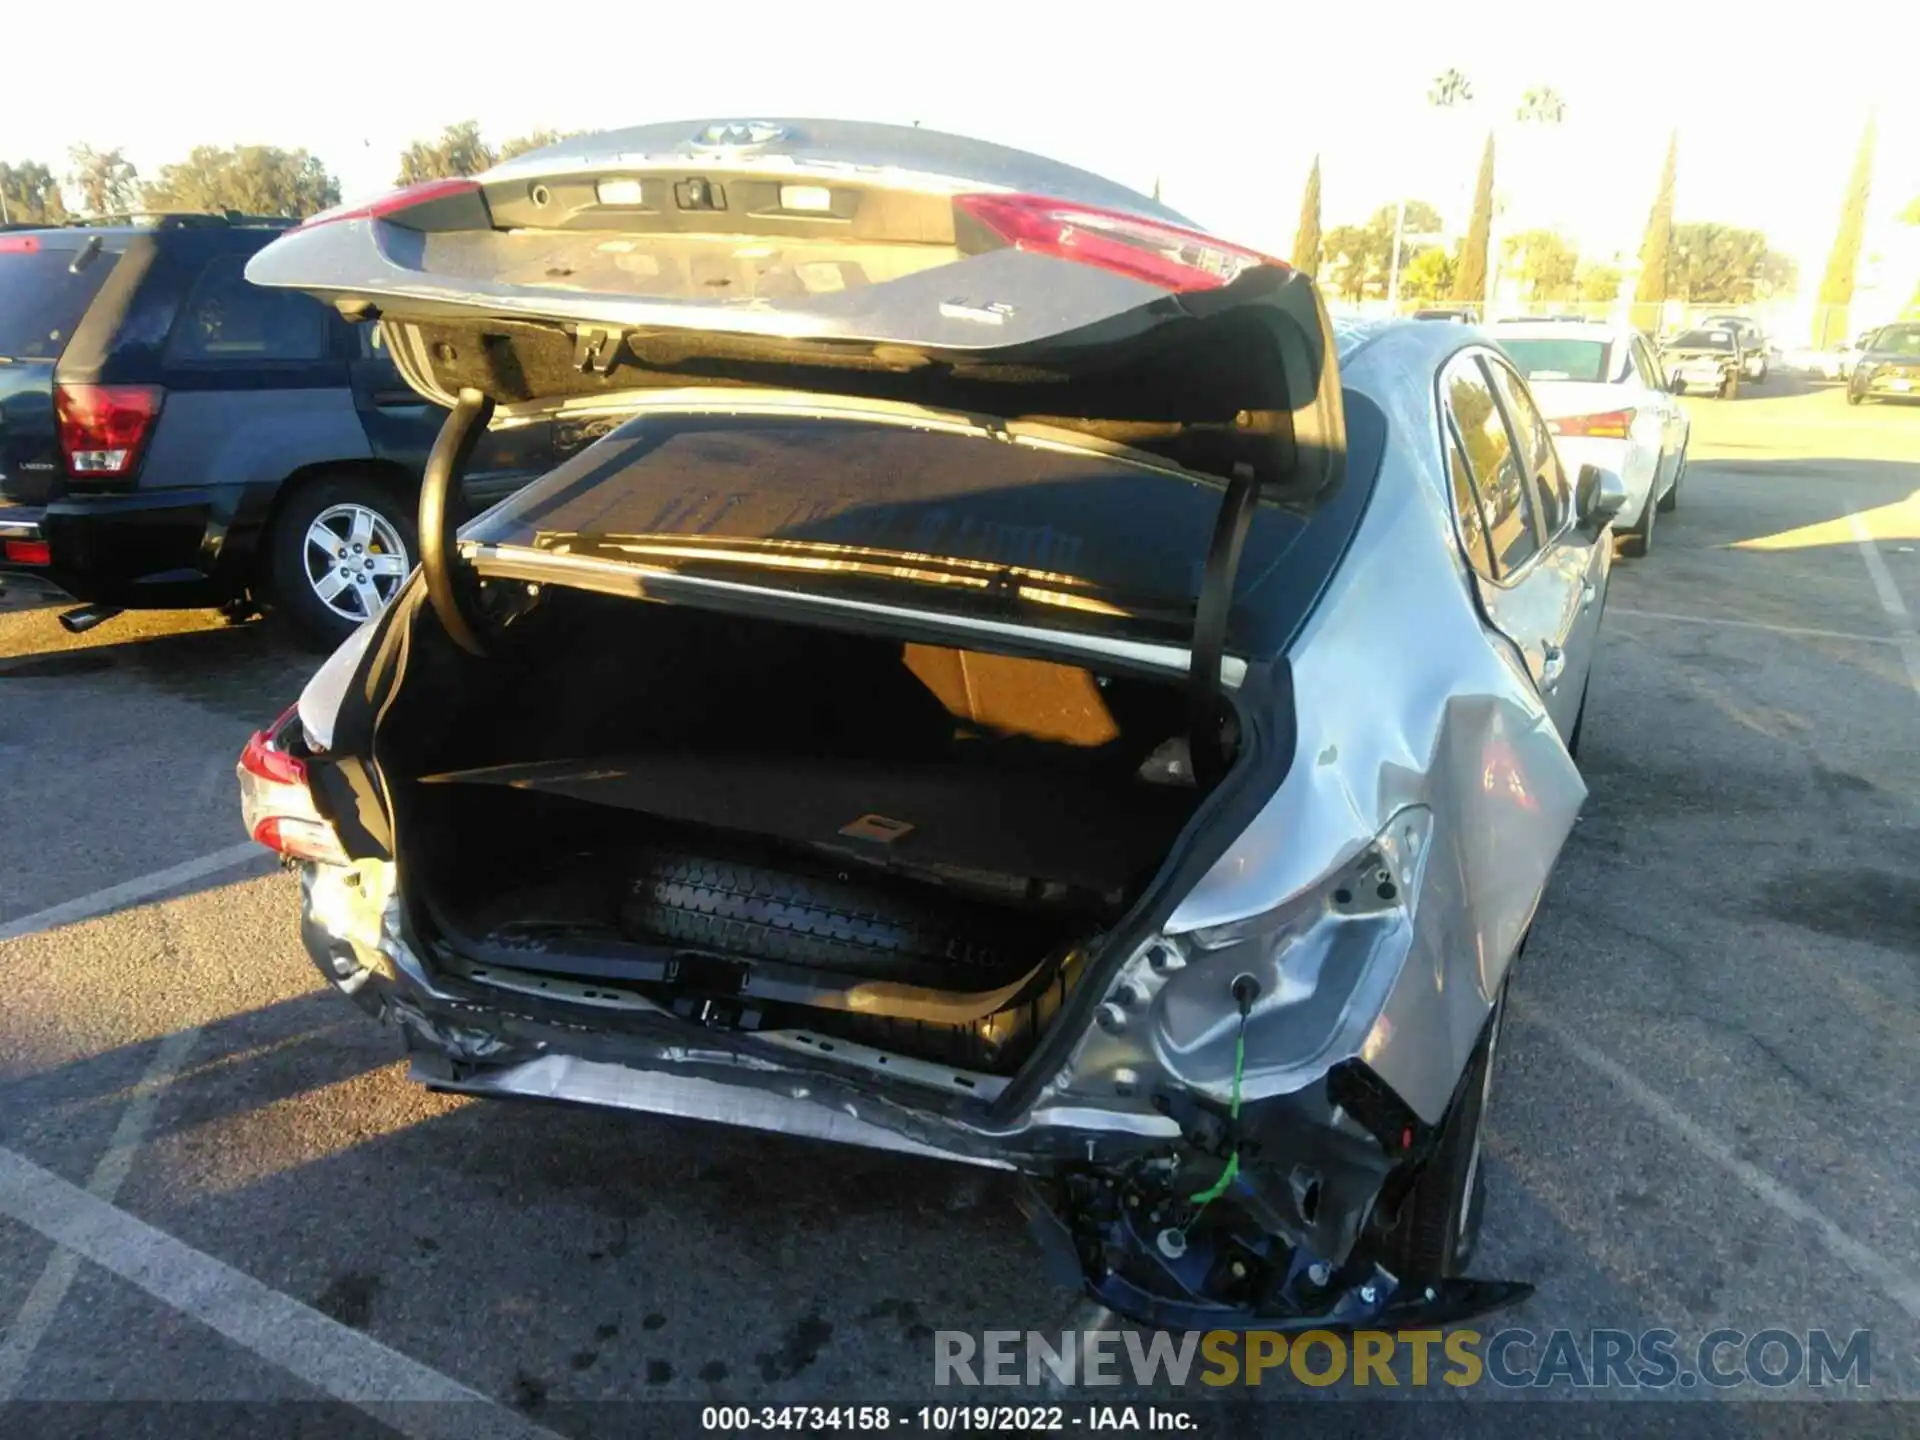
1576 463 1628 534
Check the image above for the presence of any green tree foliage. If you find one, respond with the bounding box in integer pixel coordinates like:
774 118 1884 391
498 129 583 162
1451 134 1495 303
1578 262 1624 305
0 160 69 224
1400 246 1459 302
1291 156 1322 275
1429 69 1473 107
66 145 140 216
143 146 341 218
1517 87 1566 123
1324 201 1443 300
1502 229 1579 301
1631 132 1677 332
1815 112 1877 347
1666 223 1795 304
396 121 496 184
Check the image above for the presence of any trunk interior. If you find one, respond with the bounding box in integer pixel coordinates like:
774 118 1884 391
384 587 1207 1075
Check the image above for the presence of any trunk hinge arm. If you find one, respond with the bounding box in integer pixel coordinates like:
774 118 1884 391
420 387 496 656
1188 466 1260 791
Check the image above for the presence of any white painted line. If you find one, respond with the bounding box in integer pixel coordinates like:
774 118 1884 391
1847 511 1920 699
0 1144 563 1439
1608 607 1900 647
0 841 268 944
1532 1012 1920 1325
0 1028 199 1400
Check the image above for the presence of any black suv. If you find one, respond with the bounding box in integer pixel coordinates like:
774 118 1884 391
0 216 551 645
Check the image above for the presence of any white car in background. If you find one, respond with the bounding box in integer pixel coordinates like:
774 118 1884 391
1493 320 1690 557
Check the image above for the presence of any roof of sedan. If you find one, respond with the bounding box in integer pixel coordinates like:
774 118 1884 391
1489 319 1635 344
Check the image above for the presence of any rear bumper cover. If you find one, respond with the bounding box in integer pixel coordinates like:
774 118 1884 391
16 484 278 609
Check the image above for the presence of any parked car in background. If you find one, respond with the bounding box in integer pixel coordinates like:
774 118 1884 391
1660 327 1743 398
1701 315 1770 383
0 216 553 646
1838 328 1884 381
1494 320 1688 557
234 118 1627 1336
1414 306 1479 323
1846 322 1920 405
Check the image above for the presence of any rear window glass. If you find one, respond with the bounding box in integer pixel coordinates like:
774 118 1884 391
1872 325 1920 356
1673 329 1733 349
1495 338 1611 383
0 246 121 360
466 412 1314 652
166 256 329 363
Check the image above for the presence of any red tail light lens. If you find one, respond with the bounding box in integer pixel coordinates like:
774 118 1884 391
953 193 1281 293
55 383 164 480
4 539 51 565
0 235 41 253
1548 408 1634 440
295 177 485 231
237 706 350 866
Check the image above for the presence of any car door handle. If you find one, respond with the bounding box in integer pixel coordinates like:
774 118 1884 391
1581 581 1598 610
1541 644 1566 688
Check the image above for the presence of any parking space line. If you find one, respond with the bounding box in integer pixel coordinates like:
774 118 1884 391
1607 607 1900 647
0 1145 563 1439
1529 1011 1920 1325
0 1028 199 1401
0 841 269 944
1846 512 1920 698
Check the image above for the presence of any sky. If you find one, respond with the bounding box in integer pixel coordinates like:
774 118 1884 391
9 0 1920 283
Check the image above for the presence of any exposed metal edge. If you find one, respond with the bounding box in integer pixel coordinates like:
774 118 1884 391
417 1053 1013 1170
440 953 1009 1100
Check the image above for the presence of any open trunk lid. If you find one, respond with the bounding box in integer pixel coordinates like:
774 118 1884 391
248 120 1351 751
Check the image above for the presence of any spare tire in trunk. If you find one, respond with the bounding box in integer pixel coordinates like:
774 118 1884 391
619 846 1038 986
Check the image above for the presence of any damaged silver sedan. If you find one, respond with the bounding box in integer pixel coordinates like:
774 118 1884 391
235 118 1627 1332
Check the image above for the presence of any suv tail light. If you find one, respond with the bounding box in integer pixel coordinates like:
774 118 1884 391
295 177 485 231
238 706 350 866
1548 408 1634 440
55 383 164 480
953 193 1281 293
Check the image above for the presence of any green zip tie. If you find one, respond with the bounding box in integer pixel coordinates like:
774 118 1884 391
1187 1022 1246 1211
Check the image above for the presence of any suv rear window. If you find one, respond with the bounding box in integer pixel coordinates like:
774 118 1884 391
0 245 122 361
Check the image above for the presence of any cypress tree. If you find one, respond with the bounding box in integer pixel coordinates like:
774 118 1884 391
1451 133 1495 303
1815 112 1877 347
1292 156 1323 275
1631 132 1677 334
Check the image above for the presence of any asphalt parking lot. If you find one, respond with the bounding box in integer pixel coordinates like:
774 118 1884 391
1 376 1917 1436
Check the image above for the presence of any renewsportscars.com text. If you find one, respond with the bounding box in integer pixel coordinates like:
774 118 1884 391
933 1327 1872 1390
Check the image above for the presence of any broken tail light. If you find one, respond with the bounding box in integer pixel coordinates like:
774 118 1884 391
55 383 164 480
1548 408 1634 440
954 193 1281 293
238 706 350 866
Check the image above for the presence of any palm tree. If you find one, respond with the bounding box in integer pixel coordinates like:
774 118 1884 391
1517 88 1567 124
1429 69 1473 108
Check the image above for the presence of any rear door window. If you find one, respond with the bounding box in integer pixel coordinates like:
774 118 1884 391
1444 357 1539 574
165 255 329 363
1446 436 1499 581
0 243 122 360
1486 360 1569 541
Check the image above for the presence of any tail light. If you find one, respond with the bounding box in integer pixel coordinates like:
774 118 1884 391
238 706 350 866
55 383 164 480
953 193 1281 292
1548 408 1634 440
0 236 41 253
4 539 51 565
295 177 485 231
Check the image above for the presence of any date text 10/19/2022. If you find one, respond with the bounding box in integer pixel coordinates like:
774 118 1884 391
701 1407 1197 1432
